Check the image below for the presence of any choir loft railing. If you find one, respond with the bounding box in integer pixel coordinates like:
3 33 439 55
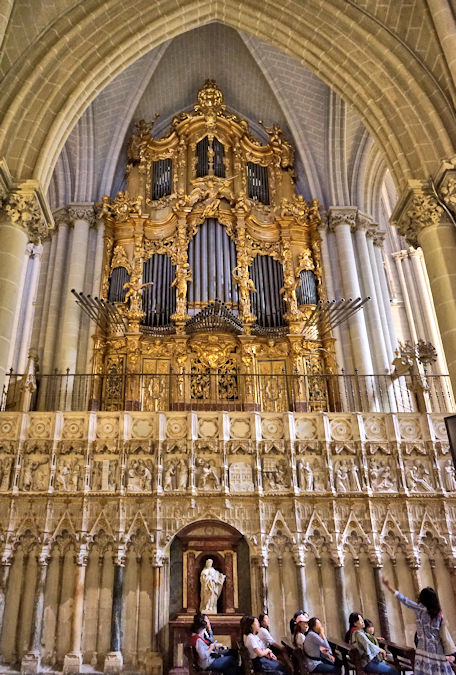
2 371 454 414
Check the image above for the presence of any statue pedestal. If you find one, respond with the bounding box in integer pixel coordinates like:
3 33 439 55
169 613 244 671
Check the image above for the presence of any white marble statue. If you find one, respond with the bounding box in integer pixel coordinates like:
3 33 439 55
199 559 225 614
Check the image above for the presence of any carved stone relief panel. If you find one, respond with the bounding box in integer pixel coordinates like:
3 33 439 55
197 415 219 439
333 458 362 493
126 455 154 492
228 461 254 492
361 415 388 442
368 458 397 492
95 414 121 452
61 414 88 440
166 416 188 441
328 416 353 443
194 458 221 491
0 415 21 440
262 457 289 491
440 459 456 492
404 459 435 492
0 453 13 491
54 454 86 492
162 457 188 492
229 416 252 440
260 416 285 440
90 447 119 492
20 454 50 491
129 414 156 440
294 415 320 441
26 413 55 440
397 415 423 443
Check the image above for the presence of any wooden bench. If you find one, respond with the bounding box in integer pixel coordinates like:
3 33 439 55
328 638 357 673
184 642 217 675
380 640 414 674
238 641 255 675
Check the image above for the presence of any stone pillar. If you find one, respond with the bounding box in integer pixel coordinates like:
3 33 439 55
38 211 70 409
151 558 163 653
366 230 395 363
408 247 449 373
63 551 88 674
104 556 125 674
0 188 50 392
0 556 12 651
14 551 31 663
372 565 390 640
85 218 105 373
16 244 44 373
21 554 49 674
329 207 374 374
186 551 197 613
333 561 348 640
293 548 307 611
353 215 390 373
394 179 456 390
407 557 421 598
57 204 93 379
224 552 235 613
371 232 399 357
392 251 419 343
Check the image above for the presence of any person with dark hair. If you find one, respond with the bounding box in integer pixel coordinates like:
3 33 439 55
293 619 308 649
290 610 307 635
345 612 397 673
258 614 292 671
303 617 341 673
382 577 455 675
243 615 289 673
190 616 240 675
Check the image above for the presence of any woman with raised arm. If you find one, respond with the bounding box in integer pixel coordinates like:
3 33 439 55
382 576 455 675
345 613 397 674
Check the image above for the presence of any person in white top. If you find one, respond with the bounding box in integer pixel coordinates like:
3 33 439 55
242 616 289 673
257 613 292 671
190 616 239 675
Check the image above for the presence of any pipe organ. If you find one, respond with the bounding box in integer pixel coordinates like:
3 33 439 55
96 80 334 410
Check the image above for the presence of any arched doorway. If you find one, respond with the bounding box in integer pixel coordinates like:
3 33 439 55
168 519 251 672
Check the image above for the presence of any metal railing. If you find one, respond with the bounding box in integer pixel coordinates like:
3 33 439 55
2 370 454 414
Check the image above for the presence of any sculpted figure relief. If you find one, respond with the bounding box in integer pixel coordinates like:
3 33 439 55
200 559 225 614
443 459 456 492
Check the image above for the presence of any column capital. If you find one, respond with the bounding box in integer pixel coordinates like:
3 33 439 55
391 181 447 248
328 206 357 231
53 206 71 230
3 186 53 245
391 250 408 262
68 203 96 227
354 211 373 233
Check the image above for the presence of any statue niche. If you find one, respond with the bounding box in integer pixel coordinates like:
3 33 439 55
168 519 251 669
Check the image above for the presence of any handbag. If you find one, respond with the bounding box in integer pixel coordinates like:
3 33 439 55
439 617 456 655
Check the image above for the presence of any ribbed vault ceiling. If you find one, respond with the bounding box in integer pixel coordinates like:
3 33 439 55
48 22 384 215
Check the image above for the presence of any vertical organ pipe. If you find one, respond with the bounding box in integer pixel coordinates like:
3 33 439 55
188 239 194 304
201 224 208 304
208 220 216 301
216 222 223 301
223 234 232 303
266 255 275 327
230 238 238 305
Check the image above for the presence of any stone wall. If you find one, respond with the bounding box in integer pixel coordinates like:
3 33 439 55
0 410 455 672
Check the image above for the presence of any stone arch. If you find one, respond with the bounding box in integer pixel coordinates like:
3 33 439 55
0 0 454 191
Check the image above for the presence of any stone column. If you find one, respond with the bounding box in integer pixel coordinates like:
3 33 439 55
372 565 390 640
407 557 421 598
392 251 419 343
85 218 105 373
14 551 31 663
371 232 399 357
394 181 456 389
353 215 390 373
21 553 49 674
57 204 93 379
329 207 374 375
63 550 88 674
409 247 448 373
0 188 50 393
294 549 307 611
104 555 125 674
38 211 70 408
16 244 44 373
0 556 12 649
224 552 235 613
333 560 348 640
151 557 163 652
186 551 197 613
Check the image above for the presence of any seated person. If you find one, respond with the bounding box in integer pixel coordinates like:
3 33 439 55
243 615 289 673
290 609 307 636
303 617 340 674
193 612 233 655
345 613 397 674
190 616 239 675
293 614 309 648
258 613 292 670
